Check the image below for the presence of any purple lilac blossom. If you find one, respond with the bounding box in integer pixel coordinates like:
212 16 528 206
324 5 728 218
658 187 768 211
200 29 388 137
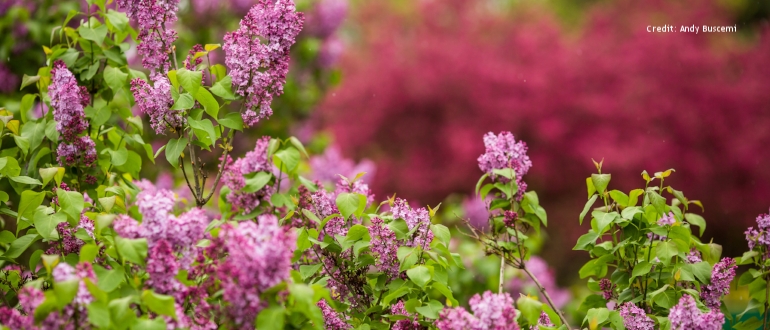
618 302 654 330
46 214 96 255
469 291 518 330
391 300 421 330
57 136 97 167
599 278 616 300
116 0 179 72
669 294 725 330
368 217 400 279
699 258 736 310
390 198 433 249
216 215 295 327
130 73 181 134
436 306 479 330
657 212 676 226
745 209 770 253
146 239 182 297
529 311 554 330
318 34 344 68
49 60 90 142
477 132 532 200
0 307 31 329
0 63 19 93
318 299 351 330
503 210 517 229
306 0 347 38
686 248 703 264
222 0 304 127
309 145 376 185
222 137 275 212
463 195 490 230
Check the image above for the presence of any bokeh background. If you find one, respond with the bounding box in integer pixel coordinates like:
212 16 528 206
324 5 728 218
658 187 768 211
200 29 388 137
2 0 770 324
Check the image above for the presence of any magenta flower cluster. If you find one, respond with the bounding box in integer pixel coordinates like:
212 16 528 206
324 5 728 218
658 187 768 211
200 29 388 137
686 248 703 264
222 0 304 127
699 258 736 310
391 300 421 330
744 209 770 252
529 311 554 330
318 299 351 330
436 291 519 330
391 198 433 249
117 0 179 72
669 294 724 330
618 302 654 330
215 215 295 327
49 60 97 168
130 73 182 134
368 217 400 279
657 212 676 226
477 132 532 200
309 145 375 185
222 137 275 212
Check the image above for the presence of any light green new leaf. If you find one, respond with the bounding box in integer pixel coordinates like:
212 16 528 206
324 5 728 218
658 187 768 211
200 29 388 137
242 172 272 193
165 137 188 168
103 66 128 92
141 290 177 320
57 190 84 223
17 190 45 222
34 209 66 241
217 112 243 130
335 193 366 220
177 68 202 96
406 265 431 287
3 234 41 259
115 237 148 266
517 295 543 325
195 88 219 118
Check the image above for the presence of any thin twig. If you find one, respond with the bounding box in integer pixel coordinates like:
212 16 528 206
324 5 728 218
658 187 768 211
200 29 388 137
521 266 572 330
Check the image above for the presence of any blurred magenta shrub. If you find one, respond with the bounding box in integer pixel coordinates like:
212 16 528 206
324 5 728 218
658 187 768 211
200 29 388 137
317 0 770 259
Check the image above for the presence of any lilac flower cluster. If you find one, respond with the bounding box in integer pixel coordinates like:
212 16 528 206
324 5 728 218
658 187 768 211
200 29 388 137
599 278 616 300
306 0 348 67
368 217 400 279
699 258 736 310
131 73 182 134
0 286 43 328
222 0 304 126
49 60 97 168
529 311 554 330
669 295 725 330
657 212 676 226
309 145 376 185
318 299 351 330
391 198 434 249
745 209 770 252
436 291 519 330
184 44 205 71
391 300 422 330
463 196 491 230
116 0 179 72
477 132 532 200
686 248 703 264
216 215 295 327
45 214 95 256
503 210 517 228
222 137 275 212
618 302 654 330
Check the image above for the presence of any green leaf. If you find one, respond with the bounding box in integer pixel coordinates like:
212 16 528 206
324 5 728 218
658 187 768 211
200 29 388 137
109 148 128 166
195 88 219 118
580 194 598 225
656 241 678 264
78 24 109 45
492 168 516 180
105 9 130 31
131 318 166 330
54 279 80 308
165 137 188 168
414 300 443 319
17 190 45 222
406 265 431 287
217 112 243 130
94 265 125 292
584 308 610 328
177 68 202 96
2 234 41 259
288 136 309 158
274 147 301 172
13 136 30 156
141 290 177 320
300 264 323 280
256 306 286 330
335 193 366 219
632 261 653 278
398 246 418 271
210 75 237 100
0 231 15 244
99 196 116 212
627 189 644 207
648 191 667 214
20 118 44 151
20 75 40 90
517 295 543 325
34 209 66 241
57 190 85 223
39 167 61 187
475 173 489 195
188 118 217 148
242 172 272 193
87 301 111 328
115 237 148 266
684 213 706 237
591 174 611 194
171 93 194 110
10 175 42 186
689 261 712 284
573 231 599 251
609 190 629 207
431 224 451 245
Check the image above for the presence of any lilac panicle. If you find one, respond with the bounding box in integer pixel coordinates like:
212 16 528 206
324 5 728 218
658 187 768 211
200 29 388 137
618 302 654 330
529 311 554 330
318 299 351 330
477 132 532 200
657 212 676 226
436 291 519 330
222 137 275 212
745 209 770 253
368 218 400 279
309 145 376 185
686 248 703 264
130 73 182 134
436 307 479 330
599 278 616 300
390 198 433 249
699 257 736 310
57 136 97 167
147 239 182 297
117 0 179 72
223 0 304 127
306 0 348 38
391 300 421 330
49 60 90 142
669 294 725 330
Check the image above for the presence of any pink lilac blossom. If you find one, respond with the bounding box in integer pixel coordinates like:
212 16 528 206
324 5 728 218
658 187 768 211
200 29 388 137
306 0 347 38
222 0 304 127
477 132 532 200
529 311 554 330
57 136 97 167
618 302 654 330
184 44 205 70
436 306 479 330
669 294 725 330
46 214 96 255
318 36 345 68
146 239 182 297
368 218 400 278
463 196 490 230
310 145 376 185
686 248 703 264
469 291 518 330
657 212 676 226
391 300 422 330
116 0 179 72
49 60 90 142
508 256 570 308
318 299 351 330
390 198 433 249
130 73 182 134
599 278 616 300
503 210 517 229
745 209 770 252
52 262 97 307
222 137 275 212
216 215 295 327
699 258 736 310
